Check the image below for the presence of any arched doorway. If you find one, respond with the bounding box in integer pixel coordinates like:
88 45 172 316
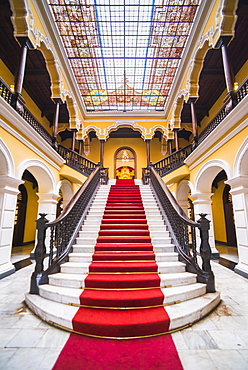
115 147 136 179
12 170 39 248
12 184 27 247
223 184 237 247
211 170 237 247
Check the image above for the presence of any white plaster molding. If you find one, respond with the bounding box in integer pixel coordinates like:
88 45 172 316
0 99 64 171
176 180 194 201
16 159 57 194
0 176 23 195
37 192 60 202
194 159 232 194
185 96 248 170
233 137 248 177
226 175 248 194
0 138 15 177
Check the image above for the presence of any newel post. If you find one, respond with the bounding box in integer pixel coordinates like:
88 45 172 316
30 213 49 294
197 213 215 292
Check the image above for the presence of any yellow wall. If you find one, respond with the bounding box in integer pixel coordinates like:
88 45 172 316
104 138 147 179
189 123 248 186
212 180 227 243
23 180 39 244
0 61 52 134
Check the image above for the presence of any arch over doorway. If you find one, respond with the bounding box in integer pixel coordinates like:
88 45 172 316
115 147 136 179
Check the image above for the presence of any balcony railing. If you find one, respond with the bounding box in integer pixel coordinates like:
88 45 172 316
0 78 98 176
151 77 248 177
152 144 193 177
0 78 53 146
198 77 248 145
57 145 98 176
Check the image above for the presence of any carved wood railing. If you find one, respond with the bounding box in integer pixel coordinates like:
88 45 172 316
0 78 98 176
57 144 98 176
30 165 101 294
152 144 193 177
198 77 248 145
144 166 215 293
0 78 54 146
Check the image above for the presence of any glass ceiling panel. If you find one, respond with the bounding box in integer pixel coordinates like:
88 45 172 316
47 0 201 112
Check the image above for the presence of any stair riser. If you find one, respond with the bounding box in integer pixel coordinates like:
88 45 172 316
60 264 184 274
68 255 178 263
48 272 197 289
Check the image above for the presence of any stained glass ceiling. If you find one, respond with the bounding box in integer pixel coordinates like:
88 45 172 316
47 0 201 113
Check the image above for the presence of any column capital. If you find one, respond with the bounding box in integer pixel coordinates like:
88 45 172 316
0 176 23 195
191 192 213 202
37 192 60 203
226 175 248 195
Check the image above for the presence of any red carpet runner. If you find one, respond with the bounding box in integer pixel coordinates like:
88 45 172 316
53 179 183 368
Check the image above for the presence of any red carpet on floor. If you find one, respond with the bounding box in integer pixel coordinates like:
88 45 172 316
52 179 183 368
53 333 183 370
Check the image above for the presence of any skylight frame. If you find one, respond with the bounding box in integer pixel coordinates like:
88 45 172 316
47 0 201 113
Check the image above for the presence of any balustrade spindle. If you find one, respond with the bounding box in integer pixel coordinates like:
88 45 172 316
145 166 215 293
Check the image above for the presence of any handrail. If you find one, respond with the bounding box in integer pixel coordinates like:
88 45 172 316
198 77 248 145
147 165 215 293
57 144 98 176
152 144 193 177
0 78 53 146
30 165 101 294
0 78 98 176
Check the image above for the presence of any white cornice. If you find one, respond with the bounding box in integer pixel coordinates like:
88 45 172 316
185 96 248 170
0 98 65 170
86 111 166 119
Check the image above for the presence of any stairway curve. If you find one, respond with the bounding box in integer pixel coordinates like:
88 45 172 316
26 179 220 339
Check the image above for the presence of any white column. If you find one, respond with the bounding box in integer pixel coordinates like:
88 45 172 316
227 176 248 278
191 192 219 258
36 192 59 253
0 176 23 278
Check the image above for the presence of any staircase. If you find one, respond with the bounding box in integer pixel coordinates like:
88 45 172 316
26 179 220 339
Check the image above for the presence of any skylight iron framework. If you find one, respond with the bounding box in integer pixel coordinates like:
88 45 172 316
48 0 201 113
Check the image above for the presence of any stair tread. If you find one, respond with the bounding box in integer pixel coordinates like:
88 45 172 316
26 181 220 339
26 291 220 337
40 282 206 296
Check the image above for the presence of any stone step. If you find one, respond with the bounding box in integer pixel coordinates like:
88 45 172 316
68 252 178 263
48 271 197 289
25 291 220 338
60 261 185 275
38 283 206 308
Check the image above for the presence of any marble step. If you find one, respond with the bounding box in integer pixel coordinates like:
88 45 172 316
25 291 220 336
68 252 179 263
38 282 206 307
48 271 197 289
60 261 185 274
72 243 176 254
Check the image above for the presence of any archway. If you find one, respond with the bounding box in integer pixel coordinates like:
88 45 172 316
115 147 136 179
12 170 39 249
0 139 21 277
16 159 59 253
211 170 237 248
193 159 233 257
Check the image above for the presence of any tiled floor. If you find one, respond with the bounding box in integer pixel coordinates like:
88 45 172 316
1 257 248 369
